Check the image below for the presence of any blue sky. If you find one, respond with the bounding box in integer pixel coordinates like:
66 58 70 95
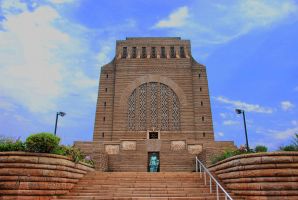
0 0 297 150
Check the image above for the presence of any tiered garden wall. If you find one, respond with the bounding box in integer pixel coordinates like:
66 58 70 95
208 152 298 200
0 152 94 200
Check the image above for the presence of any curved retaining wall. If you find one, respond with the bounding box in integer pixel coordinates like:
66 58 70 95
0 151 94 200
208 152 298 200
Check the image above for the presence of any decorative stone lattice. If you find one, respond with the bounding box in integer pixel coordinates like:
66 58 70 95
127 82 180 131
172 91 180 130
121 141 137 150
150 82 158 129
160 83 169 130
171 141 186 151
128 89 136 130
139 84 147 130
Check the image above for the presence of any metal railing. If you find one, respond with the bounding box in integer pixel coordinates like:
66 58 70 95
195 157 233 200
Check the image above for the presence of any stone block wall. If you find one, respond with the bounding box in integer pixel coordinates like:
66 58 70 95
73 141 108 171
0 152 94 200
75 139 236 172
208 152 298 200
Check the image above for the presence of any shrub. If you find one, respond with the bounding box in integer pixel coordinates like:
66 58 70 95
279 133 298 151
52 145 94 166
26 133 60 153
279 145 297 151
67 146 86 163
0 136 25 152
1 133 94 166
254 145 268 152
83 155 95 166
211 149 235 164
52 145 69 156
211 145 251 164
53 145 84 162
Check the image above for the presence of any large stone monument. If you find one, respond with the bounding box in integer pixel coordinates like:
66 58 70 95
75 37 235 171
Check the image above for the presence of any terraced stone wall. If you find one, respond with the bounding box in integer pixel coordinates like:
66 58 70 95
208 152 298 200
0 152 94 200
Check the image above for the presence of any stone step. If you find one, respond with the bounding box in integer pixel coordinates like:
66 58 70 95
56 196 228 200
77 179 202 182
53 172 234 199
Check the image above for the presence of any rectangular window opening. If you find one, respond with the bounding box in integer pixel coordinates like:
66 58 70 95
170 46 175 58
151 47 156 58
132 47 137 58
180 46 185 58
161 47 166 58
122 47 127 58
141 47 146 58
149 132 159 139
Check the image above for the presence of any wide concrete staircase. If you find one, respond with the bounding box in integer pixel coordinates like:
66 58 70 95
54 172 236 200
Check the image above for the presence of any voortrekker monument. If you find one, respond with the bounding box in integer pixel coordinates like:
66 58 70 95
75 37 236 172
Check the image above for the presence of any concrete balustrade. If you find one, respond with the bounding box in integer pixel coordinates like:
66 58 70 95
0 151 94 200
208 152 298 200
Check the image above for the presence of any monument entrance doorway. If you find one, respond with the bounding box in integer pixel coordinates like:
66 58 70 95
148 152 160 172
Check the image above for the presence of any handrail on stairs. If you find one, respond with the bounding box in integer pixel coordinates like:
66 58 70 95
195 157 233 200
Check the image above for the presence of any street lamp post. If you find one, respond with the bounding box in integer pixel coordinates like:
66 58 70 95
235 109 250 152
54 112 66 136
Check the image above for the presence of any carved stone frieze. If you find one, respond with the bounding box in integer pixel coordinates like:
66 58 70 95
171 141 186 151
105 145 120 155
121 141 137 151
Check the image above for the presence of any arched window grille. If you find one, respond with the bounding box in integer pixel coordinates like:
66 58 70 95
128 82 180 131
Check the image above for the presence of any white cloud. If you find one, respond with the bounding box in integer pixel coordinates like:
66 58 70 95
0 1 97 113
154 6 189 28
291 120 298 126
96 43 113 66
153 1 298 46
1 0 27 15
272 126 298 140
219 113 227 119
215 96 273 114
0 99 16 111
0 6 64 112
217 132 224 137
47 0 76 4
13 114 30 123
238 0 297 29
281 101 295 111
223 120 239 126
